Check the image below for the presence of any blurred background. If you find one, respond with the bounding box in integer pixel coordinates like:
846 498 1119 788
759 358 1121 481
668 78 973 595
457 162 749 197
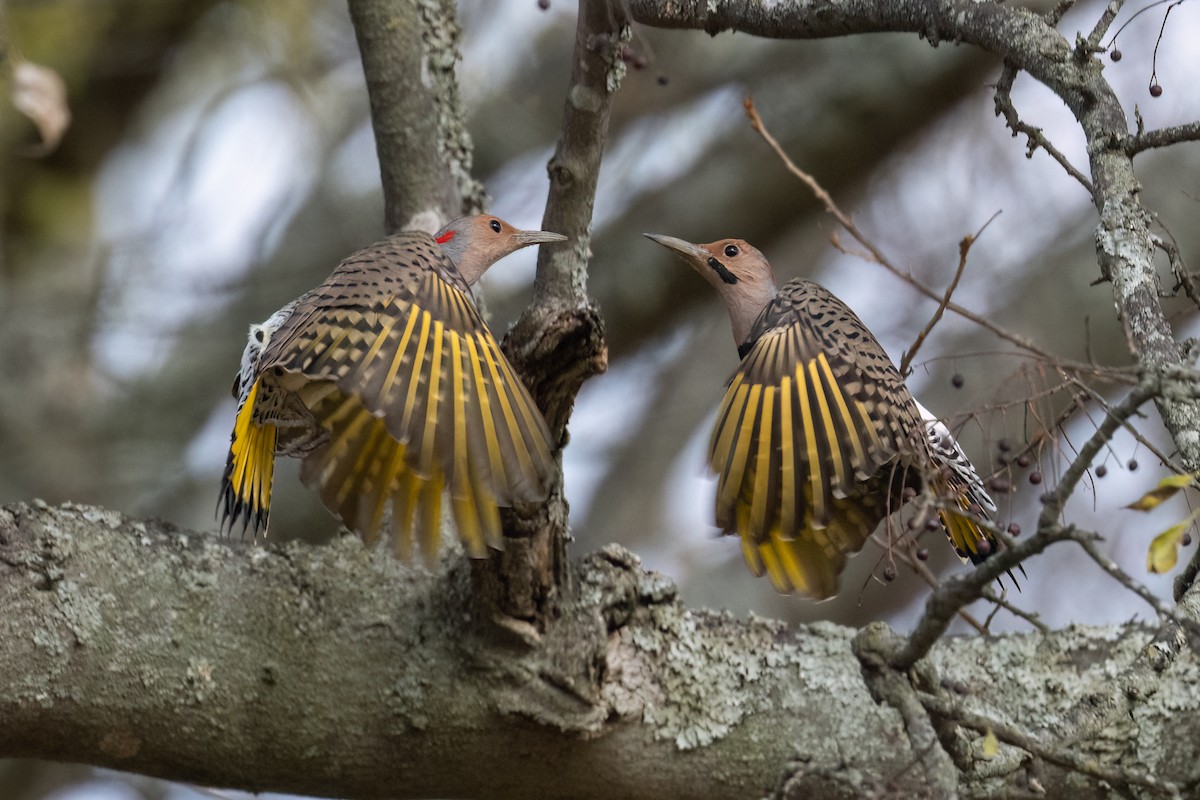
3 0 1200 797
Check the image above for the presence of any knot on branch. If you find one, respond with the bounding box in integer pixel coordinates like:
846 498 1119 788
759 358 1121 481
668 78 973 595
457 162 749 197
503 301 608 441
851 622 933 704
578 544 678 631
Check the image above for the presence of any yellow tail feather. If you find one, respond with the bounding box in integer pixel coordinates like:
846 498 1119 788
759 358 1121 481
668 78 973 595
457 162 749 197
220 379 277 535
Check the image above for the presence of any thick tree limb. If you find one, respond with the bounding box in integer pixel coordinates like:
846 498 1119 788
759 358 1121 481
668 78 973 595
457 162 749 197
347 0 483 232
4 502 1200 799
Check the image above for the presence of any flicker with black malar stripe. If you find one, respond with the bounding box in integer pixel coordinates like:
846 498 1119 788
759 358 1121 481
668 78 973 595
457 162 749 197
220 215 566 561
646 233 999 600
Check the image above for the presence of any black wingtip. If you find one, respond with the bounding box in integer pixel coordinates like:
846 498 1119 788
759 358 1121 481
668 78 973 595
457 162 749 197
217 452 267 540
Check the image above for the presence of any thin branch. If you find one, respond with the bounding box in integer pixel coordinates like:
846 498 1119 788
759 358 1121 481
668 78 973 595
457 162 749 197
1046 0 1078 27
1175 536 1200 601
1037 381 1160 527
1069 528 1200 643
980 585 1051 633
1130 122 1200 154
1151 230 1200 311
920 693 1185 798
900 214 998 376
480 0 622 625
1069 376 1182 474
743 95 1095 371
1083 0 1126 51
894 382 1159 670
993 63 1095 195
852 627 961 799
867 533 989 634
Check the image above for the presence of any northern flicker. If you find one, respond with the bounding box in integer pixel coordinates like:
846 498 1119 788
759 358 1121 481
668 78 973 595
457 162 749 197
646 233 998 599
220 215 566 561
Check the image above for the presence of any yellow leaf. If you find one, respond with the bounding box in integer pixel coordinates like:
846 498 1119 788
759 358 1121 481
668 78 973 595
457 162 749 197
1147 520 1191 574
981 728 999 759
1125 471 1200 511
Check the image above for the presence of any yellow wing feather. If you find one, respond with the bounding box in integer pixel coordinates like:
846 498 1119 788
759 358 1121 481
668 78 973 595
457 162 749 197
271 277 553 559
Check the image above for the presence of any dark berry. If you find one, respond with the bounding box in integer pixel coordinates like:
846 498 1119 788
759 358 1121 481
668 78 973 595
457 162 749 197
988 478 1011 494
883 566 897 582
1128 459 1139 471
974 538 993 556
1007 523 1021 537
1096 464 1108 478
998 438 1011 452
1016 455 1030 468
1183 533 1193 547
1110 49 1122 62
537 0 550 9
1150 84 1163 98
916 548 930 561
1029 471 1043 485
952 374 965 388
903 486 917 500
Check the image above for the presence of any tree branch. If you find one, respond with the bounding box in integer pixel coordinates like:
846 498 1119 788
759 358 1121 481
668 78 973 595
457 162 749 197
3 502 1200 799
347 0 483 232
476 0 619 627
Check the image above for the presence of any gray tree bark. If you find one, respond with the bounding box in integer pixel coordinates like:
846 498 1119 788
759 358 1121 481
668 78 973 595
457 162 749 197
2 501 1198 799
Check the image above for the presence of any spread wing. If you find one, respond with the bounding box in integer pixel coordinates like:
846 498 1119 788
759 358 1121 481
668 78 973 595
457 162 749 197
709 280 924 597
256 234 554 558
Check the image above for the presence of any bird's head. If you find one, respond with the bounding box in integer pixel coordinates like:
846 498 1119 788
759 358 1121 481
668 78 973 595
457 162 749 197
644 233 779 345
435 215 567 284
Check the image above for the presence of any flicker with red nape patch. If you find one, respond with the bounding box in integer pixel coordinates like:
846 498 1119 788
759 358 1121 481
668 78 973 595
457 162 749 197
220 215 566 561
646 233 998 600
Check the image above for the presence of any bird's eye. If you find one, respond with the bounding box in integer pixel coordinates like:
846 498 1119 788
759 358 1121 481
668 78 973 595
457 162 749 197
723 244 739 258
489 219 502 233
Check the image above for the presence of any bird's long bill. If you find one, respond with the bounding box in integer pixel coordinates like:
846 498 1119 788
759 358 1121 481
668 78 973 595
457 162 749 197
514 230 568 247
643 233 707 265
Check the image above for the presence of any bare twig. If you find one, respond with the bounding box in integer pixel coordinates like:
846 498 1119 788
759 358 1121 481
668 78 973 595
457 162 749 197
1046 0 1078 27
1151 231 1200 311
852 626 961 799
1069 528 1200 642
980 585 1050 633
867 533 989 634
920 692 1185 798
1083 0 1126 51
893 382 1159 670
1069 377 1183 475
900 213 998 375
1130 122 1200 155
993 64 1094 195
1037 382 1159 527
744 95 1096 372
